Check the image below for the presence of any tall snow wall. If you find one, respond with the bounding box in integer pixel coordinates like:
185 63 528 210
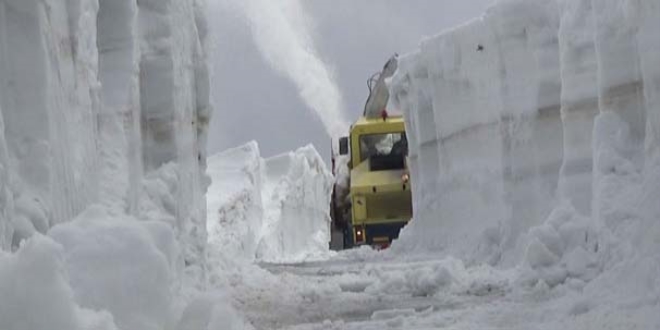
390 0 660 270
207 142 334 263
0 0 211 269
257 144 334 263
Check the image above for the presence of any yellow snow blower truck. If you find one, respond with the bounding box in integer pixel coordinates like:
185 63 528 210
331 56 412 249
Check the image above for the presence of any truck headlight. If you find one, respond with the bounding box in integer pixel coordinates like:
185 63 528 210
355 226 365 243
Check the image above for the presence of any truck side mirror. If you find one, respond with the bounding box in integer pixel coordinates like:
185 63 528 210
339 137 349 155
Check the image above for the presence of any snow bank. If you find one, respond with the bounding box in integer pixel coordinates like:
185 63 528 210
257 144 334 262
391 0 660 266
0 235 118 330
0 0 210 267
49 206 179 330
556 0 599 216
390 0 660 324
391 0 562 266
207 141 334 263
207 142 264 261
0 0 217 327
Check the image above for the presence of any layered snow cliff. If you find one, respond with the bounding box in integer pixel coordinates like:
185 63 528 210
0 0 212 328
0 0 210 264
207 142 334 264
391 0 660 288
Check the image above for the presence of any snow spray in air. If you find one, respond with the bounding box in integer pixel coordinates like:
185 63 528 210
234 0 349 138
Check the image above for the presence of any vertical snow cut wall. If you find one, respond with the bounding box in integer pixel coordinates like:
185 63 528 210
0 0 211 269
391 0 660 272
207 142 334 263
0 0 213 328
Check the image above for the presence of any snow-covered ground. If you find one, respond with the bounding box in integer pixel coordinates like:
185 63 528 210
225 251 660 330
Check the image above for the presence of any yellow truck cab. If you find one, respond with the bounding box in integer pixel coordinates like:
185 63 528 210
337 112 412 247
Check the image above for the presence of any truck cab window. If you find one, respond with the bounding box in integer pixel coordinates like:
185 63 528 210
359 133 408 170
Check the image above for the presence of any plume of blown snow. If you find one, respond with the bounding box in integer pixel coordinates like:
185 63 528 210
227 0 348 138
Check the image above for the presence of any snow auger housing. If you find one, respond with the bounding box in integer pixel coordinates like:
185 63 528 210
331 55 412 249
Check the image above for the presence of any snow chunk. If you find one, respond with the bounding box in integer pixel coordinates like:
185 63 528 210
0 235 118 330
49 205 178 330
177 293 254 330
526 237 560 269
365 259 461 297
370 308 416 321
521 202 599 287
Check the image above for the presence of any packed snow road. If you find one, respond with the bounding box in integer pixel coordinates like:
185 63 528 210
221 246 660 330
227 251 517 330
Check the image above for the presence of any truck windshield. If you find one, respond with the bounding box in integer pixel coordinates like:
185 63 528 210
359 133 407 162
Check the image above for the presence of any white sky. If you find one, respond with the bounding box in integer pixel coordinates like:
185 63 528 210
207 0 494 161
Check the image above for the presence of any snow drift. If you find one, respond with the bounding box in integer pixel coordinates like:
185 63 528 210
207 141 334 263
